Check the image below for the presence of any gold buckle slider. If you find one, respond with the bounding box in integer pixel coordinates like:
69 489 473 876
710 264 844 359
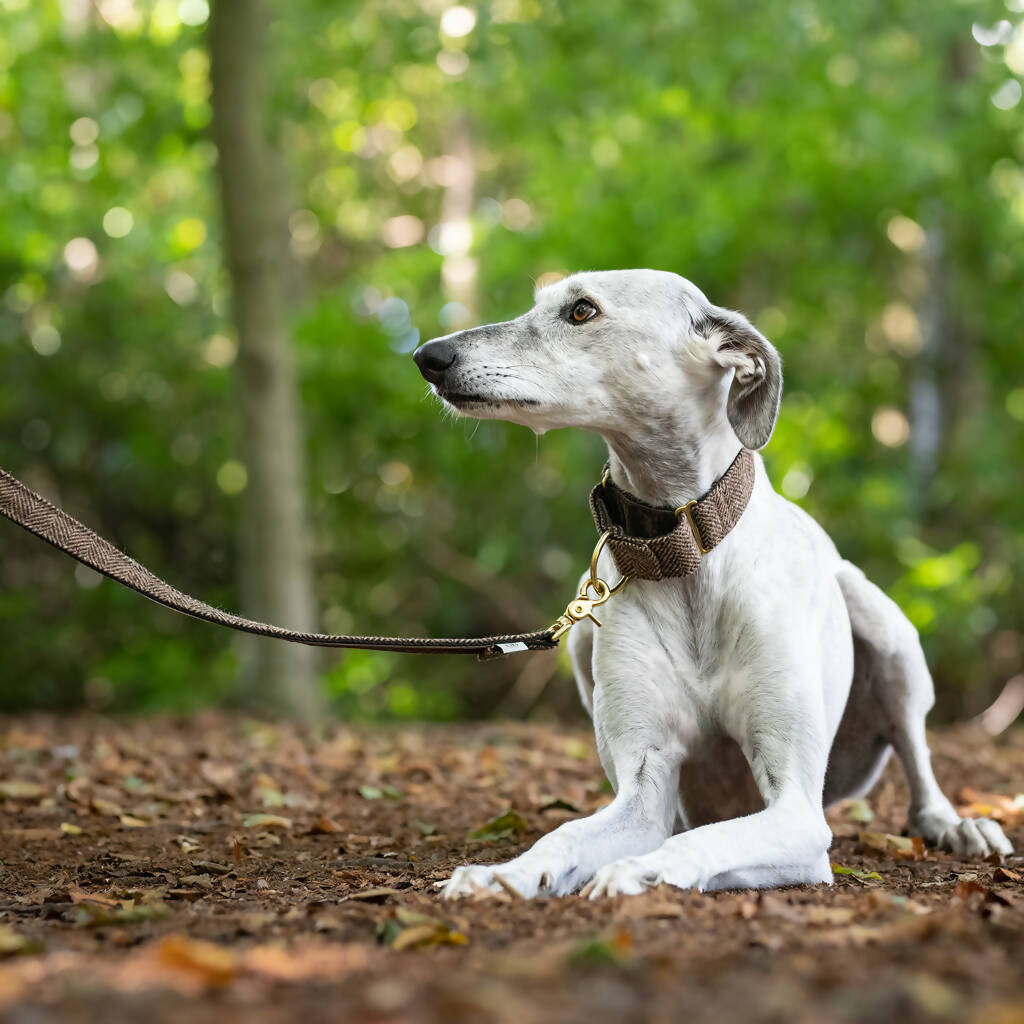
674 500 711 555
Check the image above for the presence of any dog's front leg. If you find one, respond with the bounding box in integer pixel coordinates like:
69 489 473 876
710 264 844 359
442 708 681 899
442 747 678 899
586 691 834 898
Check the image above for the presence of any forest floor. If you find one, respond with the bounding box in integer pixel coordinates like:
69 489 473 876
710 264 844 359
0 714 1020 1024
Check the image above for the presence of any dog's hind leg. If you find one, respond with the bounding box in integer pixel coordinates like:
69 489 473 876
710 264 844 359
823 639 893 807
835 563 1012 858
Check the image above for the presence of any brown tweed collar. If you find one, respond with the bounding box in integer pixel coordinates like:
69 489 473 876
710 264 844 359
589 449 756 581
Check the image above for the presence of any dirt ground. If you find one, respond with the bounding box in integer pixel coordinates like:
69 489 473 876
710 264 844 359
0 714 1020 1024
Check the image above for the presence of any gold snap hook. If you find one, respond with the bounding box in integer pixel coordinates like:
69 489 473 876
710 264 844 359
550 532 629 642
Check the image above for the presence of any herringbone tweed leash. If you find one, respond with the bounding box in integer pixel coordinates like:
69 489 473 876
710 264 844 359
0 467 557 660
0 452 754 660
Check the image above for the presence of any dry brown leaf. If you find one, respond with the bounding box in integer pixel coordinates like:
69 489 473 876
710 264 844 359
69 886 120 909
200 761 237 792
65 777 91 805
343 887 402 902
241 813 292 829
309 814 344 834
954 879 991 907
388 911 468 951
0 781 47 800
154 935 237 985
803 906 857 925
858 830 925 861
632 899 687 919
90 796 124 817
956 788 1024 826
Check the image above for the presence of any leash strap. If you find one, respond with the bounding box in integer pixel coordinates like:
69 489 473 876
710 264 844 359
0 467 557 661
590 449 755 581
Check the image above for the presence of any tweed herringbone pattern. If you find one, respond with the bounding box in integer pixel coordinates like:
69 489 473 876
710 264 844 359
590 449 756 580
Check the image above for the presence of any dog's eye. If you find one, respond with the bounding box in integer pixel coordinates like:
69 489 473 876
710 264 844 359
569 299 598 324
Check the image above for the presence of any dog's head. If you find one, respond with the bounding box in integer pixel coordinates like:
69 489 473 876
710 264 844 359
412 269 781 450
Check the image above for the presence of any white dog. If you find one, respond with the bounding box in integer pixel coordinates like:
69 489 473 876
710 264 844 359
412 269 1013 899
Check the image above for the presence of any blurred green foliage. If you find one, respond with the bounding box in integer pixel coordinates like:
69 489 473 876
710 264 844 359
1 0 1023 720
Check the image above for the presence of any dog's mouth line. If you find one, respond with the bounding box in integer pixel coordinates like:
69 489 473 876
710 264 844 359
437 390 540 408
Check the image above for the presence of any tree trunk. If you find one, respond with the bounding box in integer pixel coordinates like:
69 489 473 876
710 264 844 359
208 0 323 720
908 217 945 503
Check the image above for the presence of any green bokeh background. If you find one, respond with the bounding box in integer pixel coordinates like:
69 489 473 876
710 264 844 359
1 0 1023 721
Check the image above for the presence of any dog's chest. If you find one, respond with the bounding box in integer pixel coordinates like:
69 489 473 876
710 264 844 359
625 571 752 688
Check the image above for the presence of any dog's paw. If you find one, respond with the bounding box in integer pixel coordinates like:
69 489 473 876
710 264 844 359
440 864 505 900
913 812 1013 859
583 857 662 899
440 862 569 900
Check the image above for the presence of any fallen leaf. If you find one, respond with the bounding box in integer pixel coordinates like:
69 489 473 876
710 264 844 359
563 739 591 760
414 819 438 836
956 788 1024 826
632 899 686 919
199 761 237 792
832 863 883 882
344 887 402 902
241 813 292 829
954 879 992 904
859 830 925 861
0 926 41 957
179 874 214 890
190 860 232 876
247 831 282 847
119 814 149 828
469 809 529 841
838 797 875 823
391 924 464 950
309 815 344 834
0 780 47 800
60 822 83 836
69 886 120 909
803 906 857 925
66 777 91 805
90 796 124 817
358 785 383 800
83 901 172 927
257 786 285 808
382 909 468 951
154 935 237 985
567 931 633 968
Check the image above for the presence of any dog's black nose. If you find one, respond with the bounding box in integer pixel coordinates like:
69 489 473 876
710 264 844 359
413 339 457 384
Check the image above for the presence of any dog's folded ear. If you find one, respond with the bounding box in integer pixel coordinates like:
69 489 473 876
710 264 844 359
701 307 782 450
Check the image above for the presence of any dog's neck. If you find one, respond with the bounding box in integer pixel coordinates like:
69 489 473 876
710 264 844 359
602 422 743 508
